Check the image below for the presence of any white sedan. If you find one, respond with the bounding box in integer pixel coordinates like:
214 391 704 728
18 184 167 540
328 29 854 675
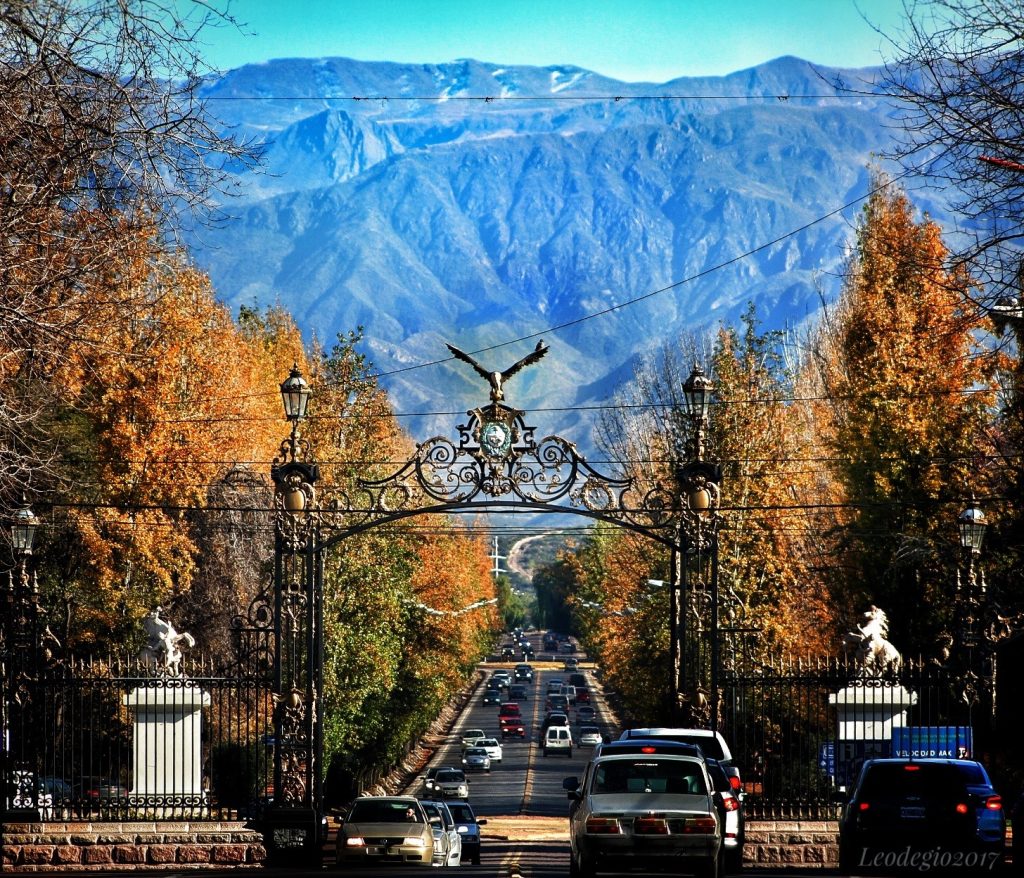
476 737 503 763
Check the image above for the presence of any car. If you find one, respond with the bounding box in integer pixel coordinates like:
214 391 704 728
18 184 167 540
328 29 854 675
546 693 569 713
433 768 470 799
508 684 529 701
561 640 576 654
75 776 129 814
705 756 745 872
544 710 570 730
575 705 597 724
498 702 522 719
461 728 488 750
447 799 486 866
562 740 722 878
546 678 564 692
569 672 588 688
490 670 511 688
564 684 578 704
543 725 573 757
578 725 603 747
501 645 516 659
521 645 535 660
619 727 742 795
477 737 503 763
461 747 492 772
418 799 463 867
837 757 1005 874
574 687 592 704
513 663 534 682
500 716 526 738
423 766 441 795
564 657 580 671
482 687 502 705
336 795 436 867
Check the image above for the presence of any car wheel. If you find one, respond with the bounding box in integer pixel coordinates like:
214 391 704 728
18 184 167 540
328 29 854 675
725 849 743 874
695 852 720 878
838 841 858 875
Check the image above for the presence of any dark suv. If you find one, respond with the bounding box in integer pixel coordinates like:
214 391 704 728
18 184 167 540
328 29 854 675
838 758 1005 873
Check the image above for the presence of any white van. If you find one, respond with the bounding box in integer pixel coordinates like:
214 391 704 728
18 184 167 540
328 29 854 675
543 725 573 757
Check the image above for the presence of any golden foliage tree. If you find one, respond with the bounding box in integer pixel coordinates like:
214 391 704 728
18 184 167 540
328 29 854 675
805 174 996 650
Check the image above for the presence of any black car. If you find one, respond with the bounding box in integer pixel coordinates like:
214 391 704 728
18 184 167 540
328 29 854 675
482 687 502 705
838 758 1005 874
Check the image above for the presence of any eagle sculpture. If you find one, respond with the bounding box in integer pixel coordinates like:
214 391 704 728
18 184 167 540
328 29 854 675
446 340 549 402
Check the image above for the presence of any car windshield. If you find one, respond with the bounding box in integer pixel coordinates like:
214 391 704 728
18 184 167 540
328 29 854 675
349 800 420 823
581 725 600 735
447 802 475 823
858 762 986 796
437 770 466 782
592 759 707 795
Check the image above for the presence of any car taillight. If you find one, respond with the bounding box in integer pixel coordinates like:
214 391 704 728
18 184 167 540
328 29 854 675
985 796 1002 811
586 817 622 834
858 802 871 811
728 776 742 792
722 797 740 812
634 816 669 834
956 803 969 815
683 816 718 834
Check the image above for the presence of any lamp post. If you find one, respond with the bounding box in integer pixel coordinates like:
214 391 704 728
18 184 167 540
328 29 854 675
953 502 989 714
2 496 41 818
266 364 325 863
673 365 724 729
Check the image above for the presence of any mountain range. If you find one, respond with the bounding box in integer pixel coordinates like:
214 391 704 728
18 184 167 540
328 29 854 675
189 55 949 450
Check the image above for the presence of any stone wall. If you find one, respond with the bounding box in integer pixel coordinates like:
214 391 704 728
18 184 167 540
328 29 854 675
744 819 839 868
0 820 267 872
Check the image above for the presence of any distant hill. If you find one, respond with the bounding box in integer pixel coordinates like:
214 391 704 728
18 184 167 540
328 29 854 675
189 56 947 451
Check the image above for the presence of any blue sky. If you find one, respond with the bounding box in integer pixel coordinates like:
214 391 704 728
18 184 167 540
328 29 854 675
199 0 907 81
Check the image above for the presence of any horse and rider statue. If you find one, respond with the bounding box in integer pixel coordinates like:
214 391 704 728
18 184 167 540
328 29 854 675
843 605 902 675
138 606 195 675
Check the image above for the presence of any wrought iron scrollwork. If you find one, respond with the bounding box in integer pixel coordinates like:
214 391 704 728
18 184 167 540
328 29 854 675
313 402 681 543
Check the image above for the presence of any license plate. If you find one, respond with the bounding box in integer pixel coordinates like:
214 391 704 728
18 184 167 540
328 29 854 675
900 806 926 819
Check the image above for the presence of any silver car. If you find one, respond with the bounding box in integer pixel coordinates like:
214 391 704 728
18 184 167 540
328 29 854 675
564 743 722 877
419 799 463 867
433 767 470 799
461 747 492 772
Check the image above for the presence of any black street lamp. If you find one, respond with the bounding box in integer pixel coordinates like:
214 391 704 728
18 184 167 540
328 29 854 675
674 365 724 729
2 496 42 819
947 499 1022 727
266 365 325 864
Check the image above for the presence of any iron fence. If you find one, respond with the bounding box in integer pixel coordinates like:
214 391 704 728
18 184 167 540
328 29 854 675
2 654 275 822
721 656 967 818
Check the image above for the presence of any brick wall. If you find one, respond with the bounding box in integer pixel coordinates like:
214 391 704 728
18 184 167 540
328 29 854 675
744 819 839 868
0 820 266 872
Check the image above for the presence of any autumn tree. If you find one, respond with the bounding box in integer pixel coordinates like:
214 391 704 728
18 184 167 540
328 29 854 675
806 175 996 651
39 237 294 648
0 0 257 516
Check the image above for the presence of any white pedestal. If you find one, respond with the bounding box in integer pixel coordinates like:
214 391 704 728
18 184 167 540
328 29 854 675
123 684 211 815
829 682 918 740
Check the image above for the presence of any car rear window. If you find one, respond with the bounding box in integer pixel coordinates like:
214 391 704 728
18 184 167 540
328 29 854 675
858 762 986 796
592 759 707 795
627 732 725 760
447 802 474 823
